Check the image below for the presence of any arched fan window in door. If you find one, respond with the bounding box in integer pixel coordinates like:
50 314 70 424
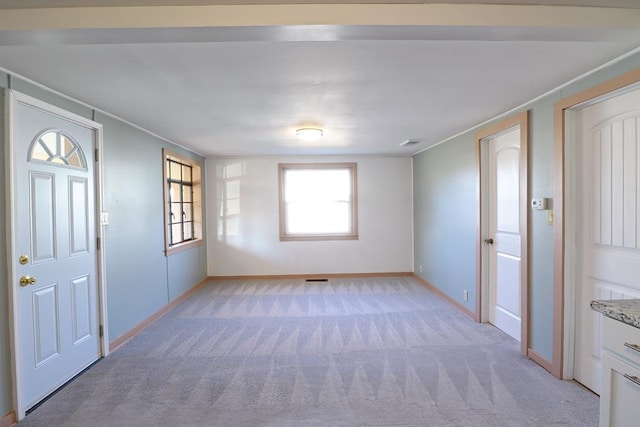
28 129 87 170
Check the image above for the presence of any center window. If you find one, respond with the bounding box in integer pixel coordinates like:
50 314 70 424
279 163 358 241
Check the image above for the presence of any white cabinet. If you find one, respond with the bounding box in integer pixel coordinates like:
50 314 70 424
600 316 640 427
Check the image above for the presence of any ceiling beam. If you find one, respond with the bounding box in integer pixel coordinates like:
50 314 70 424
1 4 639 31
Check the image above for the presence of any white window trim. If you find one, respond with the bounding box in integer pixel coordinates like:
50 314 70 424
278 162 358 241
163 148 203 256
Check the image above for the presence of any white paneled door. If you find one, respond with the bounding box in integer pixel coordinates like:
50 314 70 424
487 128 522 342
574 86 640 394
9 92 101 417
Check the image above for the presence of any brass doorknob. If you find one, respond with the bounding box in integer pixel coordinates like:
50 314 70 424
19 276 36 287
484 238 494 245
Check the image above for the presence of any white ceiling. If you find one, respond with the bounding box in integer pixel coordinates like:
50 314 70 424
0 2 639 157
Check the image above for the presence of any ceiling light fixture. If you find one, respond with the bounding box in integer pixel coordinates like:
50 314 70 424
296 128 323 141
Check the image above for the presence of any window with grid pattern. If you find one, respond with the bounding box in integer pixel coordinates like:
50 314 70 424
163 149 203 255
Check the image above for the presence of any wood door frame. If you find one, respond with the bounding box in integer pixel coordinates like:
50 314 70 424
5 90 109 420
476 110 529 356
553 67 640 379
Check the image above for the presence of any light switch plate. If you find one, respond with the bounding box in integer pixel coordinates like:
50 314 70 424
101 212 109 226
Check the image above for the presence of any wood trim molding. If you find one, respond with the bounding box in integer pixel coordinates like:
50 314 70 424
552 67 640 379
520 111 530 358
528 348 553 374
475 110 528 141
475 110 530 356
475 130 482 323
0 411 16 427
109 277 209 352
209 272 413 281
412 274 475 320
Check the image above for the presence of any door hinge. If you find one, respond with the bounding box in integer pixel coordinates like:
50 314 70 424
95 148 99 162
97 237 101 250
99 325 104 338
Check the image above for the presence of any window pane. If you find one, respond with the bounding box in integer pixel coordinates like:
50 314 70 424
31 143 50 162
182 165 192 182
41 131 57 149
287 202 350 234
170 202 181 224
184 222 193 240
285 169 350 203
170 183 181 202
67 152 82 167
62 135 74 156
182 185 192 202
183 203 193 222
170 161 181 180
171 224 182 245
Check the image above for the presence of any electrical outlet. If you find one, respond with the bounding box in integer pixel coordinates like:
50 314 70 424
419 265 423 274
463 290 469 301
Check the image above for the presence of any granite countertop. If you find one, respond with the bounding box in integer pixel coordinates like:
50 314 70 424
591 299 640 329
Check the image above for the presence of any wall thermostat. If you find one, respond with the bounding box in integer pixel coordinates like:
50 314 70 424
531 198 547 210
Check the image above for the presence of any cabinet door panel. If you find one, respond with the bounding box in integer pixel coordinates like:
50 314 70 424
600 353 640 427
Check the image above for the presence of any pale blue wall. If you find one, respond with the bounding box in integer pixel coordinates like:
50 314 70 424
527 94 559 355
413 136 477 313
413 51 640 362
0 77 207 416
168 247 207 301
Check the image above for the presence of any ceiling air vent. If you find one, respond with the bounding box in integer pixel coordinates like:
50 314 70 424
400 139 425 147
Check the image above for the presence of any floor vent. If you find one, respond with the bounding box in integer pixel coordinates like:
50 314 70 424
305 278 329 282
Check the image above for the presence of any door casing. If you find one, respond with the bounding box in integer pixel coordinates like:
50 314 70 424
553 68 640 379
476 110 529 356
559 80 640 381
5 90 109 420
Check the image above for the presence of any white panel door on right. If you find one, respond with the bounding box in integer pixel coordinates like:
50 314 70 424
574 86 640 394
488 128 521 342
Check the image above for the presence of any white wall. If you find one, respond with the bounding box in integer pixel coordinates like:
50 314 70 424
206 156 413 276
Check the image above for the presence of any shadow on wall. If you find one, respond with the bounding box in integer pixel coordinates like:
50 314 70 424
217 161 245 241
213 159 281 274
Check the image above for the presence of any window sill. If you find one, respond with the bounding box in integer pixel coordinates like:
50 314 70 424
165 239 203 256
280 234 358 242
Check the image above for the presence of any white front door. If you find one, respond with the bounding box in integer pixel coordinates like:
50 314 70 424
8 92 102 416
487 128 522 342
574 86 640 394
